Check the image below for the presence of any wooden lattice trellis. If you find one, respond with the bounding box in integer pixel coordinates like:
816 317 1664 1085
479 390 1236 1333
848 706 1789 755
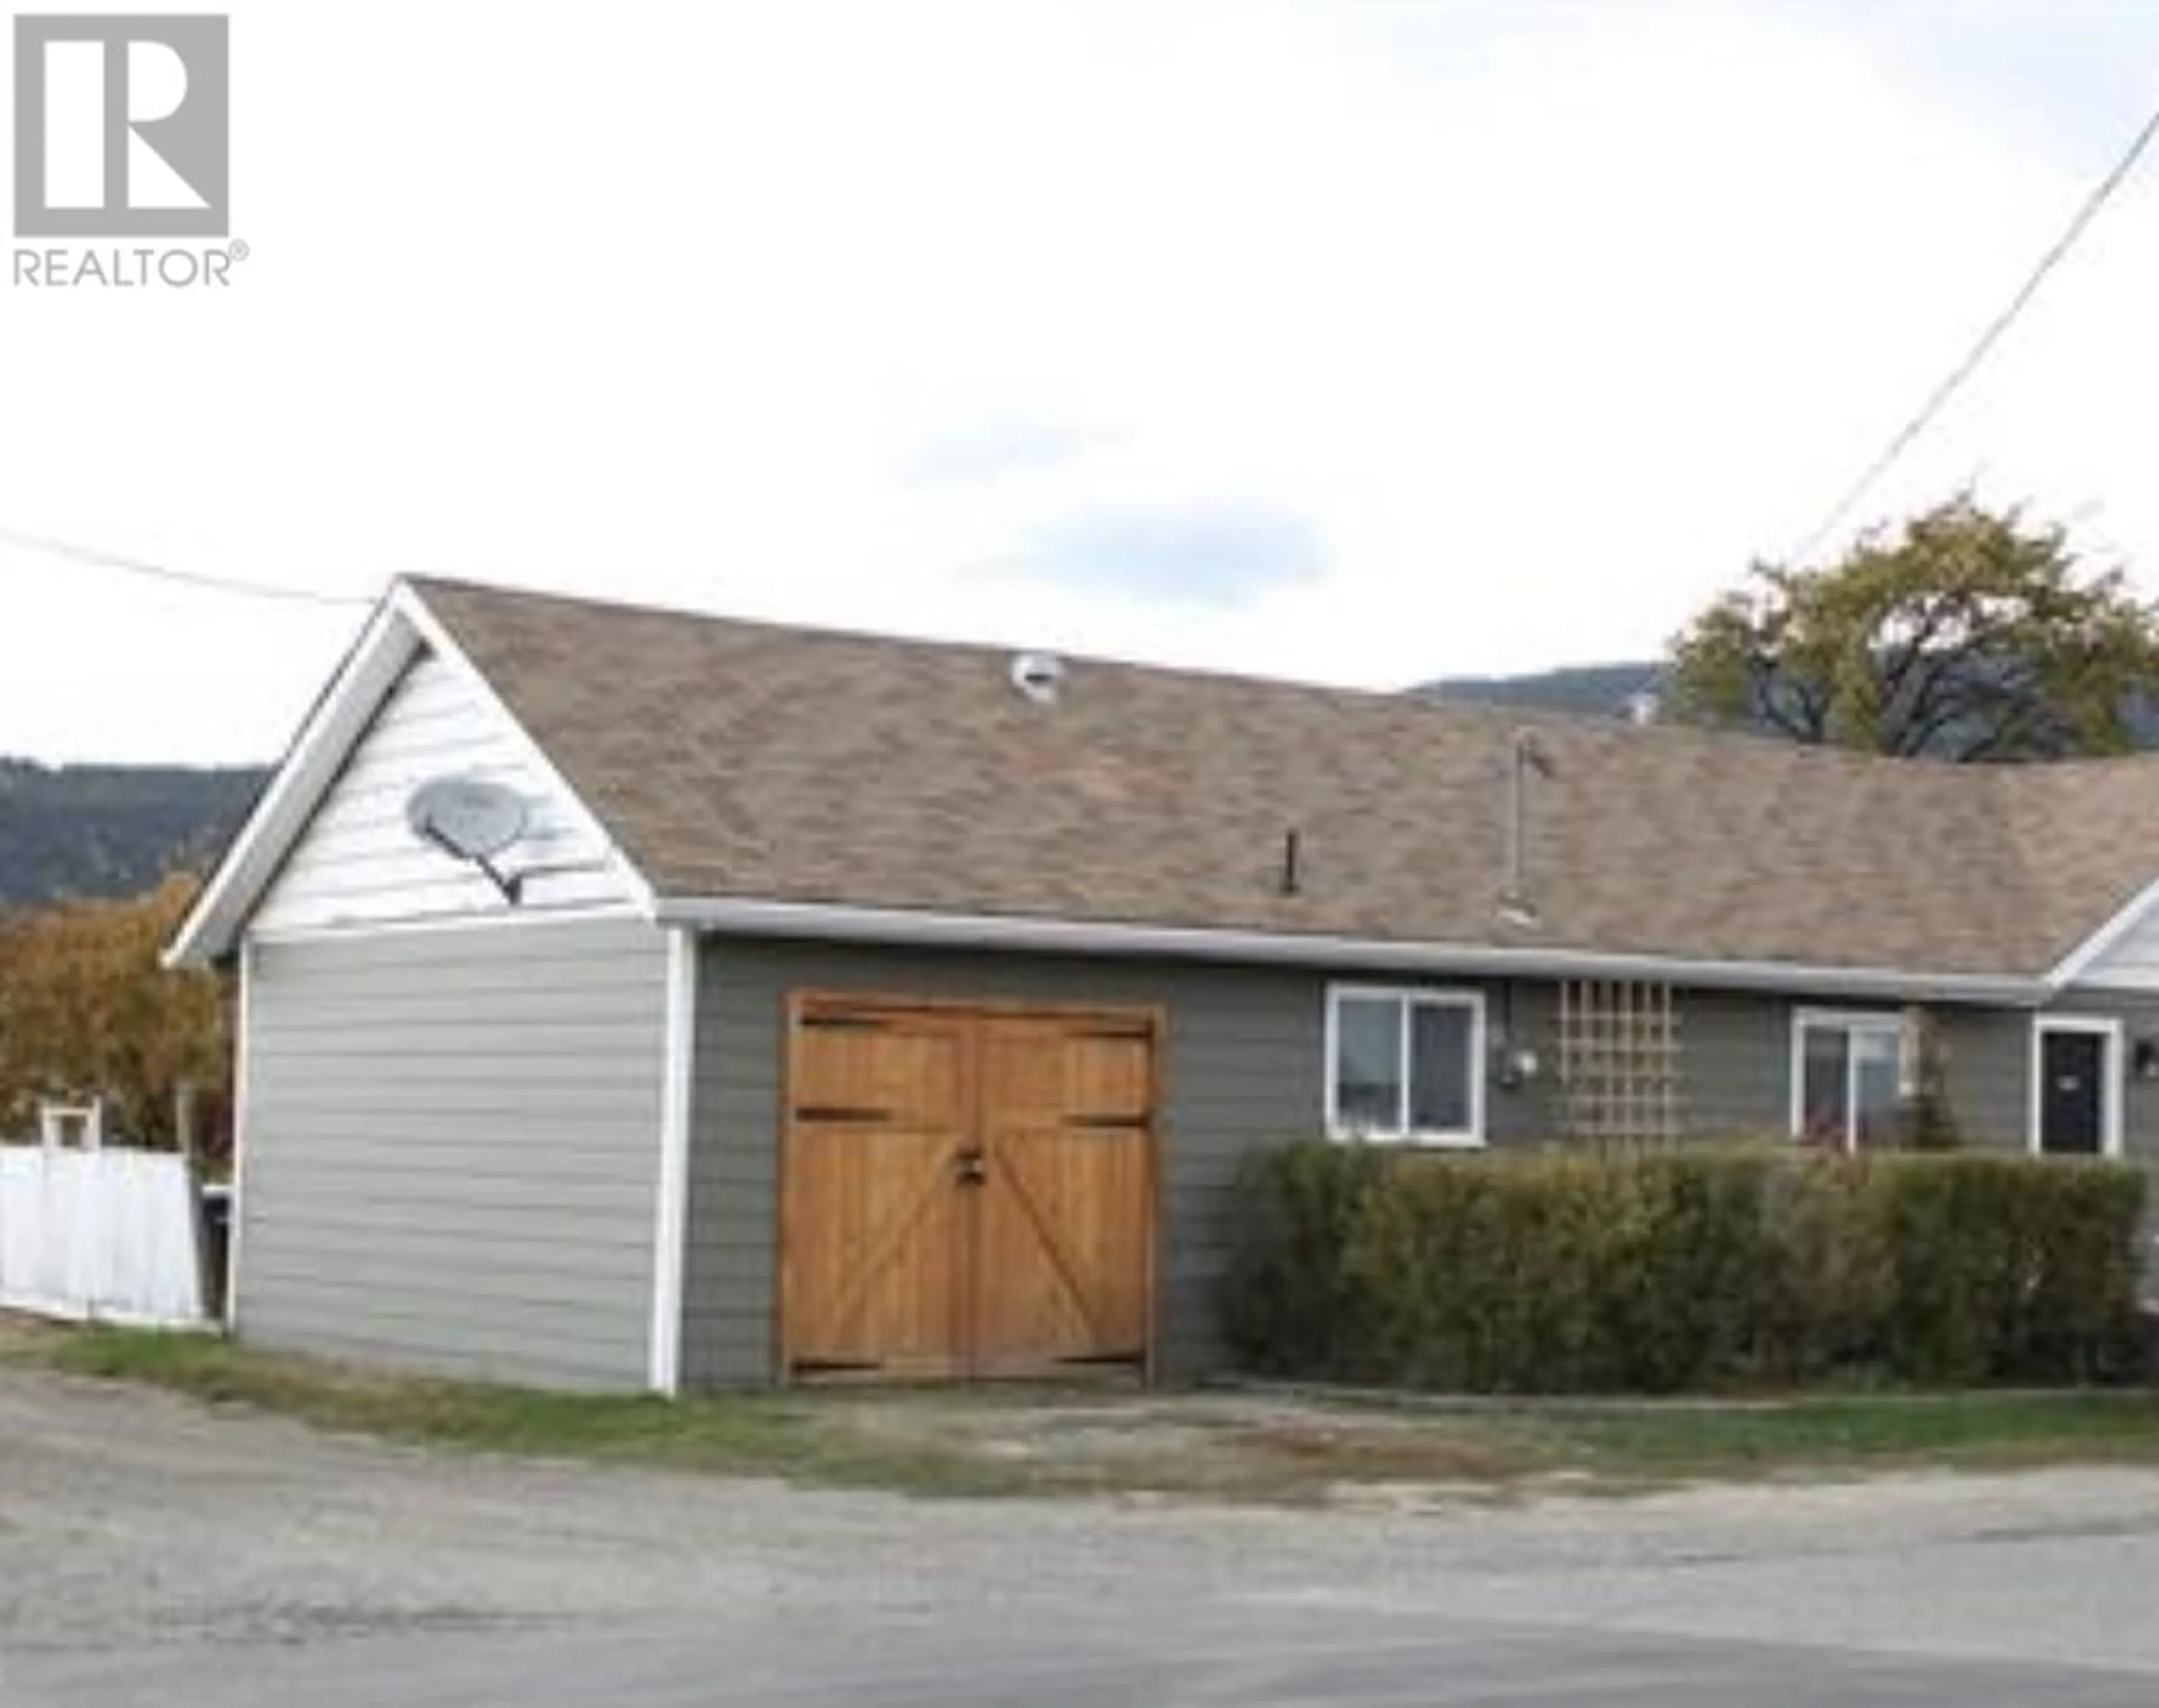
1557 979 1680 1151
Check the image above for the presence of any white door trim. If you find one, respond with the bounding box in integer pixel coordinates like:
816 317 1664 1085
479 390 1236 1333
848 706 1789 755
2029 1014 2124 1158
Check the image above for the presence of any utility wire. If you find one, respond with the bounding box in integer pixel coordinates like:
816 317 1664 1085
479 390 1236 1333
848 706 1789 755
0 525 374 608
1790 93 2159 567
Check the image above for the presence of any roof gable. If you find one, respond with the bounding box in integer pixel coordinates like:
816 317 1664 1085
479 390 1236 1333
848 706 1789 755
166 588 649 966
250 647 635 935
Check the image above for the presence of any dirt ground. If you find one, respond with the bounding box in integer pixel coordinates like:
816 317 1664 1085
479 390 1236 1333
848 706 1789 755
0 1312 65 1354
8 1353 2159 1673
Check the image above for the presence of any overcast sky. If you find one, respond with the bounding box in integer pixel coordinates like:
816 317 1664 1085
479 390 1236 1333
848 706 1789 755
7 0 2159 763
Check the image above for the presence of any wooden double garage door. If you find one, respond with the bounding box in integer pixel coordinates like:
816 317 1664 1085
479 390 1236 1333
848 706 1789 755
780 995 1159 1381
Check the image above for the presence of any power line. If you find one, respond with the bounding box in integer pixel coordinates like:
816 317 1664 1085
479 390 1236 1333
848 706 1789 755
0 526 375 609
1790 93 2159 567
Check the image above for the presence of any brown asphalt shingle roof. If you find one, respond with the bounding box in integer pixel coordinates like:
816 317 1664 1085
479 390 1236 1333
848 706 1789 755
412 577 2159 982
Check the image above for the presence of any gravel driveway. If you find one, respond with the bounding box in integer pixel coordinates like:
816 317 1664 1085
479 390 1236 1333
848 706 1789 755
10 1362 2159 1704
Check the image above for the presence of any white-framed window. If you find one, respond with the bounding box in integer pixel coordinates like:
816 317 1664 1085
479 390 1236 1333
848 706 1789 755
1325 985 1486 1146
2029 1015 2124 1159
1790 1009 1905 1152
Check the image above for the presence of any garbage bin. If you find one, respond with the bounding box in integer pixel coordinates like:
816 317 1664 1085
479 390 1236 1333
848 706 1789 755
197 1182 232 1322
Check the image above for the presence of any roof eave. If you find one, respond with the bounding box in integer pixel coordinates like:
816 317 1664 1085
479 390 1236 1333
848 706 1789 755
2041 872 2159 991
165 595 417 969
652 893 2049 1006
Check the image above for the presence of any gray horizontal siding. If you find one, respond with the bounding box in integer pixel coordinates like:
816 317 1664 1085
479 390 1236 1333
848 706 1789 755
1557 993 2032 1150
680 939 1329 1388
1469 987 2027 1147
240 919 670 1390
1934 1006 2029 1151
1666 991 1785 1137
676 937 2067 1388
678 946 1713 1385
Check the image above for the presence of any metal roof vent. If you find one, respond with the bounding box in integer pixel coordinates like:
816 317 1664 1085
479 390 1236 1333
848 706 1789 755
1497 728 1556 928
1010 650 1065 706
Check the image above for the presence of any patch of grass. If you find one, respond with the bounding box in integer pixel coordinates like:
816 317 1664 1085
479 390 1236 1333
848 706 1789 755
27 1326 1035 1497
13 1321 2159 1503
1525 1390 2159 1480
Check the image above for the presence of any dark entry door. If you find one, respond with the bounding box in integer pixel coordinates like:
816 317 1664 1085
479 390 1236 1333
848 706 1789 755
2038 1029 2107 1156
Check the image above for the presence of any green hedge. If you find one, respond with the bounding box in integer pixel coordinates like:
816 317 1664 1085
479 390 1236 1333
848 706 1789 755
1221 1144 2149 1391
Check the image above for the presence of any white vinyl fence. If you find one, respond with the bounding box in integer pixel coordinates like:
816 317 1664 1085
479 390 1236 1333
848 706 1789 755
0 1103 208 1327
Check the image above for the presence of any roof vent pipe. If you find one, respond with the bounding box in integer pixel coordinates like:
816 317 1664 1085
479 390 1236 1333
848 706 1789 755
1011 651 1065 706
1499 729 1556 927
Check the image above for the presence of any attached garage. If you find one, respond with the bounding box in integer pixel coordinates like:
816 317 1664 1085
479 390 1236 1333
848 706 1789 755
168 576 2159 1393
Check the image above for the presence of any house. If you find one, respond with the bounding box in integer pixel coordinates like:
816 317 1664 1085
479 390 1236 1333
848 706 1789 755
168 577 2159 1393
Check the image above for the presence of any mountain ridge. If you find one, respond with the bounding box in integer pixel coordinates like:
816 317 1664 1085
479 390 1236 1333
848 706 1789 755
1417 661 1660 720
0 759 267 910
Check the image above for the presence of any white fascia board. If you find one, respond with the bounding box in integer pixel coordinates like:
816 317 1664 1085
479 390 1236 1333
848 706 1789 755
2041 874 2159 992
388 581 659 920
165 598 418 969
2049 970 2159 995
246 903 648 948
652 894 2047 1006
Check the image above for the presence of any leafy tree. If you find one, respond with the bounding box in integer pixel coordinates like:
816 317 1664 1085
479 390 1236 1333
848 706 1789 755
1667 495 2159 761
0 874 229 1150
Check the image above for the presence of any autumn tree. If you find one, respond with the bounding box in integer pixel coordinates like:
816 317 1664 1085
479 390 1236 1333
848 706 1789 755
1666 495 2159 761
0 874 228 1149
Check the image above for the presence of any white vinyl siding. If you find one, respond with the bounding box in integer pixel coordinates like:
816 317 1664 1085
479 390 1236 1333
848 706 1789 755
252 650 630 934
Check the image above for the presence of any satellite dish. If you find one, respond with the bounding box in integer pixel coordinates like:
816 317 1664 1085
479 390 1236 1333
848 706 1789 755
407 776 528 857
406 776 529 902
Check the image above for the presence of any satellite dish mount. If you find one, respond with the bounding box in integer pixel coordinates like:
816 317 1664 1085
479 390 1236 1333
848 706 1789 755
405 776 531 906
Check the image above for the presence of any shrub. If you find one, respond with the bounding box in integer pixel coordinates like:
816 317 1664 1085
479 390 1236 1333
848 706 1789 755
1219 1138 1389 1376
1750 1156 1894 1380
1220 1142 2147 1392
1871 1155 2146 1384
